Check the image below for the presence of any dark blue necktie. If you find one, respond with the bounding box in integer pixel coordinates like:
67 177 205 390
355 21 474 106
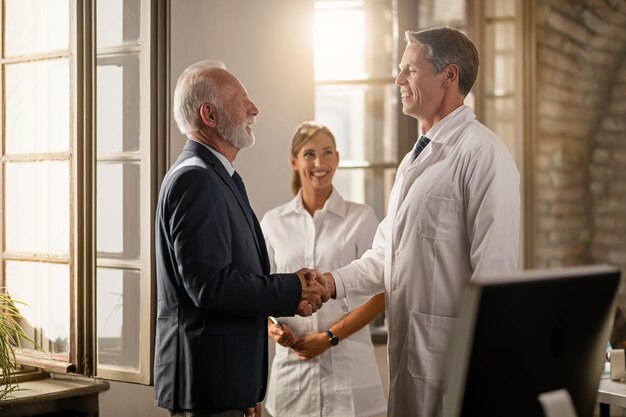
412 135 431 161
231 171 250 207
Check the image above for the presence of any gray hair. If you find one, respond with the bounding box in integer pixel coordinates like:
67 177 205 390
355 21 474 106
173 59 227 134
405 27 479 96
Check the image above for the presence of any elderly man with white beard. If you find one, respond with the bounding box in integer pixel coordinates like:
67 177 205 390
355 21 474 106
154 60 330 417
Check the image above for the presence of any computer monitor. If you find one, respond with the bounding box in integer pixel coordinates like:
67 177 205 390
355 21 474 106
444 264 621 417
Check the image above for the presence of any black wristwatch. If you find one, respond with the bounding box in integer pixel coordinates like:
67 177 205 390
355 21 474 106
326 329 339 346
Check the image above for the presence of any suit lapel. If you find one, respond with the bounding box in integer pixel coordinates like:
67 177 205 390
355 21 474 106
183 140 269 274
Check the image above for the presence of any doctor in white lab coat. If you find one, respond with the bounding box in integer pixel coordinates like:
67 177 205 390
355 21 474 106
324 27 520 417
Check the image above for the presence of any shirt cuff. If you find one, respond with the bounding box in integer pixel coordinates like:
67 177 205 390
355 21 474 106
330 270 347 299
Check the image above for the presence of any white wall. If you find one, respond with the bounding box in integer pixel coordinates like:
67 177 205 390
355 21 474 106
169 0 316 217
100 2 315 416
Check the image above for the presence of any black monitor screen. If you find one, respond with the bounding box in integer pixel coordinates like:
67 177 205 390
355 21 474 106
444 264 621 417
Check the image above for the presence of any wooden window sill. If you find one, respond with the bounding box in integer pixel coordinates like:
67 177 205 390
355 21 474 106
0 372 109 415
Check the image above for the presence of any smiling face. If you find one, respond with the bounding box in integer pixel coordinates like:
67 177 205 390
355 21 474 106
291 132 339 195
395 43 447 128
214 70 259 150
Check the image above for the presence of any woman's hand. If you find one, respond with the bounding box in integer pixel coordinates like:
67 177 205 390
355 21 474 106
291 332 330 360
268 320 297 347
245 402 262 417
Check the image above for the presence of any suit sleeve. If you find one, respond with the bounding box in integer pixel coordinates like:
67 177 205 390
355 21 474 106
259 214 277 274
166 168 301 316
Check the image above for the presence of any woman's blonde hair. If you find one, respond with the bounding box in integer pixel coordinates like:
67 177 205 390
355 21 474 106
290 121 337 195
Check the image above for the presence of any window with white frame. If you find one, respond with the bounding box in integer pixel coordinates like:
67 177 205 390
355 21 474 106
0 0 166 384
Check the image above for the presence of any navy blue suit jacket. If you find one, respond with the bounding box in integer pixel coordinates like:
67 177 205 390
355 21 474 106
154 140 301 410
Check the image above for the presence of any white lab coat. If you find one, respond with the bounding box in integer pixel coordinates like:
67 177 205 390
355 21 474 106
261 189 387 417
333 105 520 417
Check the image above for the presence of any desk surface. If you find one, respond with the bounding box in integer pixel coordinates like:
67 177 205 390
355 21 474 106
598 363 626 408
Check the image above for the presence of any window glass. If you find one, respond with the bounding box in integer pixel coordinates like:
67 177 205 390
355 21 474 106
5 161 70 255
314 2 365 80
485 0 516 17
97 268 140 371
6 261 70 356
4 0 69 56
316 84 398 164
418 0 465 28
5 60 70 154
314 0 397 221
96 0 141 48
333 168 395 219
97 55 141 153
96 163 141 260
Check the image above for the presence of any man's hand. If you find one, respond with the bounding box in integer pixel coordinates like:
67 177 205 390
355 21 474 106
322 272 337 299
244 402 262 417
295 268 330 317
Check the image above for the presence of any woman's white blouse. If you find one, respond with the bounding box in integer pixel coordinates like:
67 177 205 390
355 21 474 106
261 188 387 417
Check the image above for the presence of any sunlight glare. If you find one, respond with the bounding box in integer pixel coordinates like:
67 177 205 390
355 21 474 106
314 2 365 81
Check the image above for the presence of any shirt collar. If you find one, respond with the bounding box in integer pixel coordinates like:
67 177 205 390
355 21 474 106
188 137 235 176
279 187 347 219
424 104 475 144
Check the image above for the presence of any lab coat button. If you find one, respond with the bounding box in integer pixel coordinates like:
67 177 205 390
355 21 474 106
394 249 399 256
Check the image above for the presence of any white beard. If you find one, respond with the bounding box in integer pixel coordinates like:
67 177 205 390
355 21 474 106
218 114 256 150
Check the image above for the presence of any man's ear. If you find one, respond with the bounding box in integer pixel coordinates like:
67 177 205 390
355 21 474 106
442 64 459 88
200 103 218 127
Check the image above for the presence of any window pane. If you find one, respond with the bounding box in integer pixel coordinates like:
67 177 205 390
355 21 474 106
97 162 140 260
494 54 515 94
5 60 70 154
97 55 141 153
314 4 365 80
97 268 140 371
5 261 70 356
96 0 141 48
494 22 515 51
485 0 516 18
4 0 69 56
418 0 465 28
5 161 70 255
334 168 395 219
316 85 397 163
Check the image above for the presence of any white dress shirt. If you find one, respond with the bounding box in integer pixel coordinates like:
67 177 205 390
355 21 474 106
261 188 386 417
333 105 521 417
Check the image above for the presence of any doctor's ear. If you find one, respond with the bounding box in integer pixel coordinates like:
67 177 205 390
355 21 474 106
442 64 459 87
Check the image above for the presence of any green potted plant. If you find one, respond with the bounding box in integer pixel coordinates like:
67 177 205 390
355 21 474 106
0 292 37 400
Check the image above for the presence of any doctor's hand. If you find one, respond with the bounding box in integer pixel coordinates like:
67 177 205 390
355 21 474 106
322 272 337 299
268 320 298 348
291 332 329 360
295 268 330 316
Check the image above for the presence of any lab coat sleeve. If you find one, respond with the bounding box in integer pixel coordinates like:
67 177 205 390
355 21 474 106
332 213 387 301
465 137 520 278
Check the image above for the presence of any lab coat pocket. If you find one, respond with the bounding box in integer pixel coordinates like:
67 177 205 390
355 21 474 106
407 311 456 381
273 345 302 391
418 195 460 241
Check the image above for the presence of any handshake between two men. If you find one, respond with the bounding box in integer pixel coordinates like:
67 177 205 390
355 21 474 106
294 268 336 317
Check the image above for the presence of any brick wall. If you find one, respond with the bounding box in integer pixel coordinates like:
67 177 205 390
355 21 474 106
534 0 626 276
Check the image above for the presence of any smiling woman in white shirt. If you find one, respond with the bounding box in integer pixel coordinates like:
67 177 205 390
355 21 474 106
261 122 387 417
